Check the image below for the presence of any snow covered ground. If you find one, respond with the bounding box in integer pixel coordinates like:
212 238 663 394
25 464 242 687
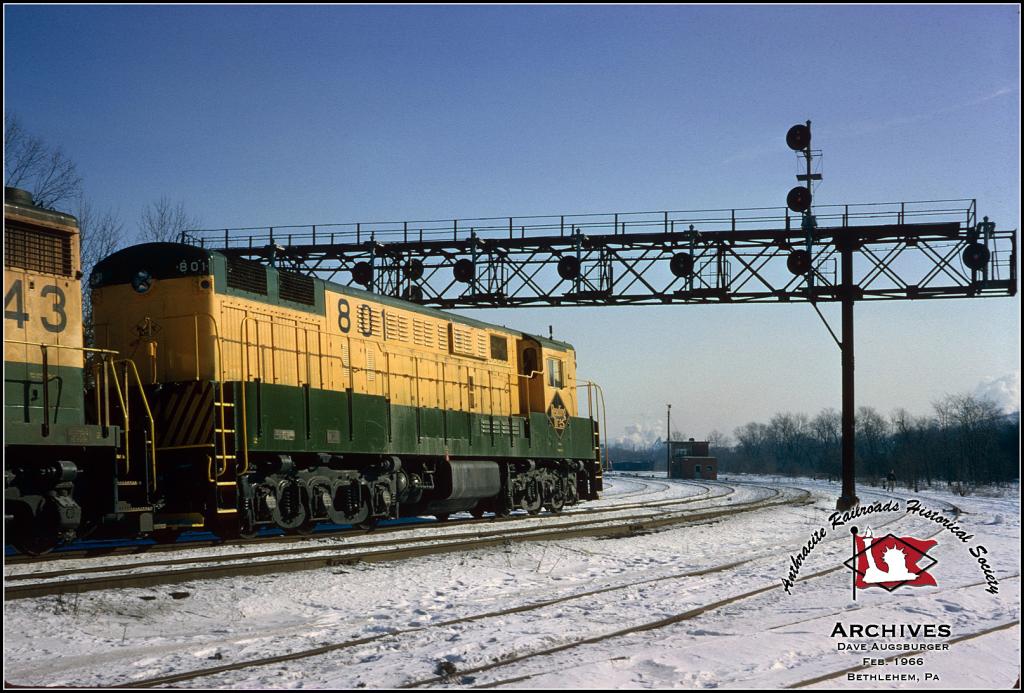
3 474 1019 689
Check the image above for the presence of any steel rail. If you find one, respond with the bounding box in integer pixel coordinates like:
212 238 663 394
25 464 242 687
4 486 800 601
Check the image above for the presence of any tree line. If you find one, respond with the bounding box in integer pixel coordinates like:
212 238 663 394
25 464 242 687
607 393 1018 490
721 394 1018 489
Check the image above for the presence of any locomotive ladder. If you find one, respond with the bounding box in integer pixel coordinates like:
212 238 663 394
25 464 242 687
210 382 241 516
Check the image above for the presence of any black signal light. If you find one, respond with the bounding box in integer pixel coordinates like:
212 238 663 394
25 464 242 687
787 186 812 213
786 123 811 151
669 252 694 278
352 261 372 286
962 243 990 271
787 250 812 275
557 256 580 280
453 259 475 283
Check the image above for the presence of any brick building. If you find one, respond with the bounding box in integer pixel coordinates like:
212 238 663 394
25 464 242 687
667 439 717 480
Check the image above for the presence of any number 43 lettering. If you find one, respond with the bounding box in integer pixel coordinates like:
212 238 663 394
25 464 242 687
4 280 67 333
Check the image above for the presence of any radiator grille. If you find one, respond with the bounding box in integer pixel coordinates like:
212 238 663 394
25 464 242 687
4 224 73 276
226 258 268 295
278 270 315 305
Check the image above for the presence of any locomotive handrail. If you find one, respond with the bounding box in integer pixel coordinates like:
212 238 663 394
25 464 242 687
577 379 610 471
4 339 119 436
157 312 226 383
158 312 235 480
106 360 130 474
228 314 513 415
113 359 158 493
3 339 118 356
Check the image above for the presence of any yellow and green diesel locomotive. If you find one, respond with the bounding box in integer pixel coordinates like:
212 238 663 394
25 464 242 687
90 241 604 536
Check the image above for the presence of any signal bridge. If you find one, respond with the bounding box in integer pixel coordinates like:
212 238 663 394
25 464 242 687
183 199 1015 309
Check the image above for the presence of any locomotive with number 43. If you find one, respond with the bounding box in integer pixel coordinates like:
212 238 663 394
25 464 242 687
4 186 604 551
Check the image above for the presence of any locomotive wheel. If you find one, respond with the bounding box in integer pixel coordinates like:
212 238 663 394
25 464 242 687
544 489 565 514
434 513 450 523
470 507 486 519
12 532 60 556
286 521 316 536
237 518 259 540
356 517 379 531
10 507 61 555
76 518 99 541
525 496 542 515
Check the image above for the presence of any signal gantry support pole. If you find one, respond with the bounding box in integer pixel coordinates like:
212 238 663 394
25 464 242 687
787 120 861 510
838 236 859 510
666 403 672 472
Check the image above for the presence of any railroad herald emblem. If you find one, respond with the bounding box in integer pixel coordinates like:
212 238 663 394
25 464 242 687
844 527 938 597
547 392 568 436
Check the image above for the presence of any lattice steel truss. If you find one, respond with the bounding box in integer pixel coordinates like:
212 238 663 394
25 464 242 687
184 200 1016 308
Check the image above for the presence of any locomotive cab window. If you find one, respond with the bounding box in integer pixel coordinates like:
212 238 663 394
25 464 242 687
546 357 564 388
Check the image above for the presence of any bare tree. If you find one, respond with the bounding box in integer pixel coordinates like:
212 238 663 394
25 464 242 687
707 429 731 452
77 195 124 276
76 195 125 345
811 408 841 477
4 113 83 209
139 196 201 243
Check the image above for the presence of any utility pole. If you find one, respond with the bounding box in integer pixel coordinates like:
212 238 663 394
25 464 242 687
666 403 672 472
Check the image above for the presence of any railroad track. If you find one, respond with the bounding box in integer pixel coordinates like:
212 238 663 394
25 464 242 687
4 474 699 566
4 483 799 601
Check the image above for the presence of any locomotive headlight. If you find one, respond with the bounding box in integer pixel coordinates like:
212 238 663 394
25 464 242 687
131 270 153 294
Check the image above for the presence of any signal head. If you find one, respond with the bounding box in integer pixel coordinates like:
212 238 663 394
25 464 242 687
453 259 475 283
786 123 811 151
786 249 812 275
557 256 581 280
787 186 812 213
962 243 990 271
352 261 373 286
669 252 694 278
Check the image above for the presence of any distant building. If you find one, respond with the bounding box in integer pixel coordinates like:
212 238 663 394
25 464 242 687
667 439 717 480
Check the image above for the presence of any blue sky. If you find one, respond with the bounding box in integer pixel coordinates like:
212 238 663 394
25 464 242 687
5 5 1020 441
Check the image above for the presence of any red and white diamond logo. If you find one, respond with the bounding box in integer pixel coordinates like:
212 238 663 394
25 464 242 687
844 529 938 593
